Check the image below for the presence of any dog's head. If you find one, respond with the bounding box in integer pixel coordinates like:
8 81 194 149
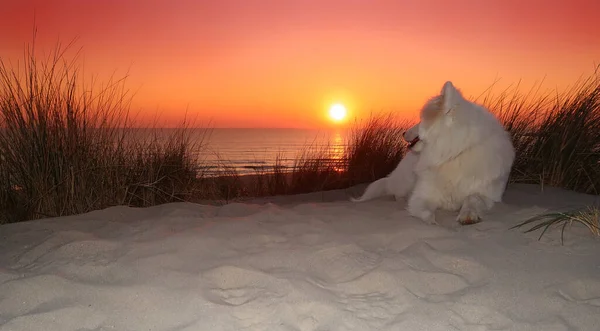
403 123 423 152
400 81 464 155
417 81 464 142
413 81 488 168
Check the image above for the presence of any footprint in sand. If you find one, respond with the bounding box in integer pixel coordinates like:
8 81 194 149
307 244 382 284
0 274 72 317
448 302 513 330
13 237 126 281
386 227 455 253
327 270 416 328
400 241 491 285
555 278 600 306
0 305 104 331
201 265 291 328
396 269 471 299
385 242 491 300
50 239 124 265
201 265 289 307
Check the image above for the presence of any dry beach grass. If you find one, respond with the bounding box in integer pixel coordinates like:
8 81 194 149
1 39 600 237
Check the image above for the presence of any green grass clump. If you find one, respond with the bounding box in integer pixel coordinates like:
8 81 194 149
511 206 600 244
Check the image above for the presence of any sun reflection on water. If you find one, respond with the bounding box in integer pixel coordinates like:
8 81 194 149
328 131 347 172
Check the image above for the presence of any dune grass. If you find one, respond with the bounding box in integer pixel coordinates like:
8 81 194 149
240 69 600 200
227 144 347 198
511 206 600 244
2 37 600 225
0 40 204 223
344 112 409 187
226 114 409 198
286 144 346 194
120 127 204 207
484 68 600 194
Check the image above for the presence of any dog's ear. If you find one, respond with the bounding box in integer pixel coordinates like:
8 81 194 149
440 81 462 114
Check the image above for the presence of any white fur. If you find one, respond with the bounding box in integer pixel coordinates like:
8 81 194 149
407 81 515 225
351 81 515 226
350 123 421 202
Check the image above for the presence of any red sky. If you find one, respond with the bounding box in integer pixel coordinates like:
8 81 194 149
2 0 599 128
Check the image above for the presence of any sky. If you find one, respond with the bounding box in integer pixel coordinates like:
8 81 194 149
2 0 600 128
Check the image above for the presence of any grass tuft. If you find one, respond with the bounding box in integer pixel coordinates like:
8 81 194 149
345 112 410 186
0 35 202 223
2 33 600 227
511 206 600 244
485 67 600 194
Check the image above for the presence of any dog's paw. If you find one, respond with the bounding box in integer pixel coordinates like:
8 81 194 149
422 214 438 225
411 209 438 225
407 197 438 225
457 196 486 225
457 216 482 226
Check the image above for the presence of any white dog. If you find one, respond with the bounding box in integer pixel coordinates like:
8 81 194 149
350 123 422 202
353 81 515 226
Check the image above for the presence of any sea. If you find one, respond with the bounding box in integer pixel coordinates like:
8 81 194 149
132 128 351 176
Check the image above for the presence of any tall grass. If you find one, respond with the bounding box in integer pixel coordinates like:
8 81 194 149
0 39 201 223
287 143 346 194
225 113 410 198
2 37 599 225
121 127 203 207
242 69 600 198
235 145 346 197
345 112 409 186
484 68 600 194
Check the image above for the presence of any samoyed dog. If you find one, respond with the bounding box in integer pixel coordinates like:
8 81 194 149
350 123 422 202
353 81 515 225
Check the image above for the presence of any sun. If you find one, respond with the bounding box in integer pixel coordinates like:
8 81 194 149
328 103 347 122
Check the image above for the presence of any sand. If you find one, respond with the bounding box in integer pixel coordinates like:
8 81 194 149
0 183 599 331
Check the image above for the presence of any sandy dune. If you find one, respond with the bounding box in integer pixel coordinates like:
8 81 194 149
0 184 599 331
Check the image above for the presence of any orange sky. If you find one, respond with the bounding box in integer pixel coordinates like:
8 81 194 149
2 0 600 128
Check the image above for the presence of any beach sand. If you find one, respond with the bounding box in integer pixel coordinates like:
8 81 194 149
1 183 599 330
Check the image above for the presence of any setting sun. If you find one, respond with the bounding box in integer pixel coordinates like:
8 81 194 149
329 103 347 122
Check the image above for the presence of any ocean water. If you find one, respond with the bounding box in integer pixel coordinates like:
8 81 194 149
129 128 351 176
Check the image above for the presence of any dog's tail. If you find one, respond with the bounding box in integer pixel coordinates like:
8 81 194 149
350 178 388 202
